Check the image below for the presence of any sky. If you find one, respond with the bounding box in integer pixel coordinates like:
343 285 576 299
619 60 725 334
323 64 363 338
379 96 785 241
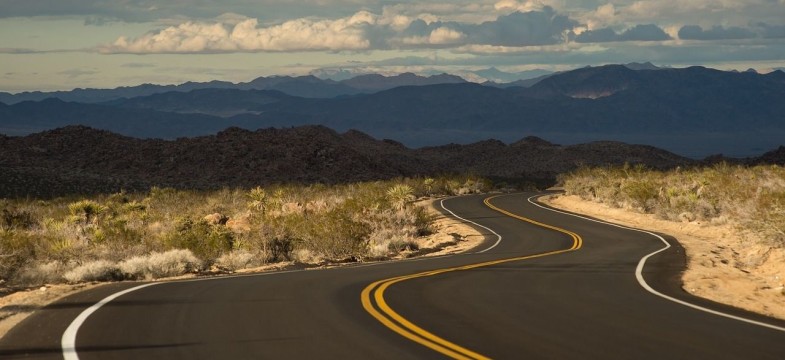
1 0 784 92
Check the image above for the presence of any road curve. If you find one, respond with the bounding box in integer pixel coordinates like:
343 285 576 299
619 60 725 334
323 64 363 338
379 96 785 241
1 193 784 359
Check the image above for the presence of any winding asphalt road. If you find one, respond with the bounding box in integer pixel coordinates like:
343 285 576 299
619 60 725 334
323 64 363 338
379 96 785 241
2 193 784 359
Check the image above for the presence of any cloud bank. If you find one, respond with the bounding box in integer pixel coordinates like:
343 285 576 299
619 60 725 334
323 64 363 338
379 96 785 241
101 5 690 54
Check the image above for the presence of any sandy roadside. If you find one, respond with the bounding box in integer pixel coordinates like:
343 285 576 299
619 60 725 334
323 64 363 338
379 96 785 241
0 197 486 339
543 194 785 320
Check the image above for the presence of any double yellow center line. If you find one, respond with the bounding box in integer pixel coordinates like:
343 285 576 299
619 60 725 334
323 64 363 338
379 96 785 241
361 195 583 359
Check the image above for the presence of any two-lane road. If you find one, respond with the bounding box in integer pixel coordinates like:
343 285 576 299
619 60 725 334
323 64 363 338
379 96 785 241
2 193 784 359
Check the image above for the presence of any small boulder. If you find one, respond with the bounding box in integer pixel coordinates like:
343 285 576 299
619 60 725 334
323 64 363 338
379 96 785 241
226 214 252 233
678 212 697 223
203 213 229 226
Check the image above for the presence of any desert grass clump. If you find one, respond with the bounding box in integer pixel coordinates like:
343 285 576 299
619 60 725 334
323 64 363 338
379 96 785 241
215 250 260 271
63 260 123 283
14 261 70 286
2 208 37 231
119 249 202 280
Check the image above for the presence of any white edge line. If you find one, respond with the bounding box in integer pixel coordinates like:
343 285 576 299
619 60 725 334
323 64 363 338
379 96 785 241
527 193 785 333
59 199 484 359
62 283 159 360
440 197 502 253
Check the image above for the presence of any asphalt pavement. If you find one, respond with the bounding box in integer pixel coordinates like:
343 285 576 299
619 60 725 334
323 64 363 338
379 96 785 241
2 193 783 359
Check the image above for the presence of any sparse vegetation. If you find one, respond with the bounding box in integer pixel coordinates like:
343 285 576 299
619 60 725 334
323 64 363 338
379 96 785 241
561 163 785 246
0 175 489 287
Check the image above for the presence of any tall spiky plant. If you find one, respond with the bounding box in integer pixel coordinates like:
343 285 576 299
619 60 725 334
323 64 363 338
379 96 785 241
387 184 414 211
248 186 267 213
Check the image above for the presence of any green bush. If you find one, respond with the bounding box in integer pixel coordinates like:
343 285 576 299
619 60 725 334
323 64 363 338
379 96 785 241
163 218 234 262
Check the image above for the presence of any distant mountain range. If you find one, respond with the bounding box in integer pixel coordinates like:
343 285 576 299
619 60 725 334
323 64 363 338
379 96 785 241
0 72 467 104
1 63 784 157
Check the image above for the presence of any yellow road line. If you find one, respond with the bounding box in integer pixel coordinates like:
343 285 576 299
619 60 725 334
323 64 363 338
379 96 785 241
361 194 584 359
483 196 583 250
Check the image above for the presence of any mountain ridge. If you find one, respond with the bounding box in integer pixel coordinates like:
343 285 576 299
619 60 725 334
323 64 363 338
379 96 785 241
2 64 784 157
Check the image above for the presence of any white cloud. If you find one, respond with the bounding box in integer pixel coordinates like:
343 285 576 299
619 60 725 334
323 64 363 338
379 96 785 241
581 3 617 30
494 0 546 12
103 12 374 53
429 27 467 44
95 2 785 56
401 27 466 45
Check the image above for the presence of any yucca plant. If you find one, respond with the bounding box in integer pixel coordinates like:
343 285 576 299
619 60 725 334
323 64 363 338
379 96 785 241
387 184 414 210
68 200 107 225
247 186 267 213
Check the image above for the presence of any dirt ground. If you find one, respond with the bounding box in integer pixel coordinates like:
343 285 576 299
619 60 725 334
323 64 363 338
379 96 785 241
0 198 487 339
543 194 785 320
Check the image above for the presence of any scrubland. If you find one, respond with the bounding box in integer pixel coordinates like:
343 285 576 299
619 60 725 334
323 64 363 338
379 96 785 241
561 163 785 247
0 176 489 287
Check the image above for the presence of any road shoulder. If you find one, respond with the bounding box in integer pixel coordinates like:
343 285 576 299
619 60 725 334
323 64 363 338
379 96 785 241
542 194 785 320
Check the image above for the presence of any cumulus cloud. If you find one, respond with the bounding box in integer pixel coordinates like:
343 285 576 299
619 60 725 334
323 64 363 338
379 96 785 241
95 2 781 54
494 0 546 13
619 24 672 41
401 27 466 46
103 7 585 53
464 7 578 46
103 12 374 53
575 24 672 43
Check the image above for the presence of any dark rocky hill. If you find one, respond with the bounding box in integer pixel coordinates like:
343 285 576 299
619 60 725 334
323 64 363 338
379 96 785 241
0 125 703 198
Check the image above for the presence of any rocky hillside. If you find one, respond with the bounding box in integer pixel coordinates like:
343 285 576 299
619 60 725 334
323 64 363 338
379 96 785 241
0 125 709 198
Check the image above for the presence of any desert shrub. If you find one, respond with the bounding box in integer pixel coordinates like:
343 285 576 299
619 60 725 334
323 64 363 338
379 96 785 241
2 208 37 230
63 260 123 283
294 202 369 260
267 237 295 262
163 218 234 262
215 250 259 271
14 261 70 286
1 230 40 283
363 205 427 258
741 188 785 246
119 249 202 280
621 179 659 211
291 248 324 264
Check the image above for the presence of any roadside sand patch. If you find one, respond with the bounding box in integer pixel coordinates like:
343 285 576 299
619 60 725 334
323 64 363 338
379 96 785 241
0 283 101 337
407 198 487 257
543 194 785 320
0 197 487 339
